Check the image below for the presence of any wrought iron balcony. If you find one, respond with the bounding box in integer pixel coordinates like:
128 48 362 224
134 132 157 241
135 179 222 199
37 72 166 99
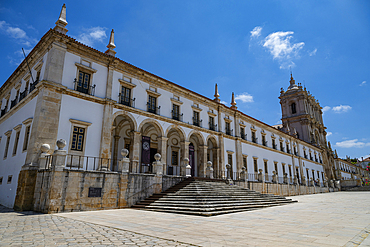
272 144 277 149
225 128 233 136
19 88 28 101
287 148 290 154
209 122 217 131
252 137 258 144
171 110 183 121
147 103 160 115
192 117 202 127
10 97 18 109
240 133 247 140
262 141 268 147
29 79 39 93
73 79 96 96
118 94 135 108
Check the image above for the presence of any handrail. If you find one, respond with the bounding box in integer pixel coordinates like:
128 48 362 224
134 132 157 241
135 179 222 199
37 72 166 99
126 182 162 200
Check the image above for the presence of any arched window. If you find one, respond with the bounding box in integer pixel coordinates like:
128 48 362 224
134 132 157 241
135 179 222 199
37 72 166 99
291 103 296 114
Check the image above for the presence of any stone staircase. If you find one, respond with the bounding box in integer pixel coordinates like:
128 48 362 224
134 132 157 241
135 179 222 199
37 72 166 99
132 177 297 216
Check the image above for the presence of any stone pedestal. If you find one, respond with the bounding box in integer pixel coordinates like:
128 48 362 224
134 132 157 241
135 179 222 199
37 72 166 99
258 169 263 182
283 173 288 184
184 158 191 177
272 171 277 183
117 149 130 173
152 153 163 193
226 164 231 180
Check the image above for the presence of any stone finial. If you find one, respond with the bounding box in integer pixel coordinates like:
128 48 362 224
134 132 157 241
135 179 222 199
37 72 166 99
287 72 298 90
54 4 68 34
154 153 161 161
121 148 129 158
280 87 285 95
40 144 51 154
230 92 237 110
56 139 66 150
286 124 290 134
293 127 298 138
105 29 116 56
214 83 220 103
334 149 338 158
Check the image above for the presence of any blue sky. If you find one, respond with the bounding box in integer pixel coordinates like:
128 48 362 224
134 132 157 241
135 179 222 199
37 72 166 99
0 0 369 160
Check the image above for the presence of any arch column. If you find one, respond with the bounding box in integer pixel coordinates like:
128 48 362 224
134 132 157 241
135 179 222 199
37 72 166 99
131 131 141 173
180 141 190 175
158 136 168 174
112 135 120 171
200 145 208 177
235 139 242 173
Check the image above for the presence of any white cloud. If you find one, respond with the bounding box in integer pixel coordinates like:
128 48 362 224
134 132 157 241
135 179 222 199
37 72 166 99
235 92 254 103
322 106 331 112
220 101 228 105
77 27 107 47
335 139 370 148
332 105 352 113
309 48 317 56
250 26 262 38
326 132 332 137
262 31 304 70
0 20 35 47
360 81 366 86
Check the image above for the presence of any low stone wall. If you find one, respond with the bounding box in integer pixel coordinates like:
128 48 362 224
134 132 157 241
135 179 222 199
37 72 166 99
340 179 361 189
235 181 329 196
32 169 184 213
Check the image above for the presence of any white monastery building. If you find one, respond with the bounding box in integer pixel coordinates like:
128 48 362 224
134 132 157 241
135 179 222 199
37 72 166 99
0 5 368 209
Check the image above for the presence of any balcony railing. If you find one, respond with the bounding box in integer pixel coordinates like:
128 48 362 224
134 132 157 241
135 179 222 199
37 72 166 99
287 149 290 154
192 118 202 127
262 141 267 147
10 97 18 109
19 88 28 101
272 144 277 149
171 111 183 121
74 79 96 96
209 122 217 131
241 133 247 140
119 94 135 108
29 79 39 93
225 128 233 136
252 137 258 144
147 103 160 115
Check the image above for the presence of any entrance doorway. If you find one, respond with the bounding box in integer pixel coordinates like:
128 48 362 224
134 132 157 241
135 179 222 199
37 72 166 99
189 143 195 177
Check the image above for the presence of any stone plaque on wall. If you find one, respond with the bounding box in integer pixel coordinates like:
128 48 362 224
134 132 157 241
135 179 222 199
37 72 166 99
88 187 102 197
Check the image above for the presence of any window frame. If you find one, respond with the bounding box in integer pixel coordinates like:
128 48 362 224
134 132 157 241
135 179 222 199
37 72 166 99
68 119 92 156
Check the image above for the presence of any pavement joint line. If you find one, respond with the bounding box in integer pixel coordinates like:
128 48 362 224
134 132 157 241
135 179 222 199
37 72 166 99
56 215 200 246
343 224 370 247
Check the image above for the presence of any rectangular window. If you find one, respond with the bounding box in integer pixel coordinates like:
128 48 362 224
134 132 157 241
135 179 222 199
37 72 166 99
306 169 310 180
240 127 245 139
282 164 286 174
209 116 215 131
7 175 12 184
225 122 231 135
171 151 178 166
312 170 315 180
12 131 20 156
262 135 266 146
274 163 278 174
253 159 258 172
0 177 2 185
71 127 85 151
252 131 256 143
172 104 180 120
193 111 200 126
264 161 268 174
4 134 11 159
23 125 30 151
317 171 320 180
243 157 247 170
280 142 284 152
272 139 276 149
120 86 131 106
286 143 290 153
77 71 91 94
148 95 157 114
228 154 232 166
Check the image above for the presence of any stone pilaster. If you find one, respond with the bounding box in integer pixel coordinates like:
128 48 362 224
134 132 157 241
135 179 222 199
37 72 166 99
235 139 242 173
199 145 208 177
112 135 120 171
180 141 190 169
131 131 141 173
43 41 67 84
157 137 168 175
98 100 114 170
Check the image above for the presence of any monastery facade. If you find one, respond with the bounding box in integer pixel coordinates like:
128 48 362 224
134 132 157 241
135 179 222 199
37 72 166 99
0 5 368 209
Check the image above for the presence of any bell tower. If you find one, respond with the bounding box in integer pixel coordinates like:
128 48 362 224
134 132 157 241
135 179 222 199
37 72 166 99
278 74 327 148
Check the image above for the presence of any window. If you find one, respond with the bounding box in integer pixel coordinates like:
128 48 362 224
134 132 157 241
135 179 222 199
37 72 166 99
289 165 292 178
76 71 92 94
172 104 180 121
282 163 286 174
312 170 315 180
228 154 232 166
4 132 11 159
306 169 310 181
171 151 178 166
272 138 276 149
12 131 20 156
209 116 216 131
71 127 85 151
243 157 247 170
23 125 31 151
240 127 245 139
7 175 12 184
274 162 278 174
291 102 296 114
147 95 157 114
262 135 266 146
264 160 268 174
193 111 201 127
225 122 231 136
304 150 307 159
280 141 284 152
254 158 258 172
0 177 2 185
120 86 132 107
252 131 257 143
286 143 290 153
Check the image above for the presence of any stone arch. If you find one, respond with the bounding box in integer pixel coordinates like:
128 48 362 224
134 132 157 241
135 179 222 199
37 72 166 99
111 113 137 171
188 131 207 177
187 130 205 146
206 135 219 176
165 125 186 175
165 124 186 140
138 118 164 137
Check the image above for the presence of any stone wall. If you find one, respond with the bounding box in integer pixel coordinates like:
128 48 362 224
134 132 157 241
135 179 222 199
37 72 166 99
32 169 183 213
340 179 361 189
235 181 329 196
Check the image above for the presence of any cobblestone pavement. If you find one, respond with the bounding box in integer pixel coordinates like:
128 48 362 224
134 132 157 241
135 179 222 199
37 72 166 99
0 205 197 247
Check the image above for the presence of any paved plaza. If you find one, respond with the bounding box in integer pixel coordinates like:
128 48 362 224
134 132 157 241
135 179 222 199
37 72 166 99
1 192 370 246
